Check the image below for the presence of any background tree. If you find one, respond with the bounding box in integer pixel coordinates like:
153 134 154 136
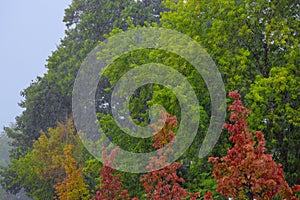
246 65 300 185
4 0 167 160
2 0 167 196
160 0 300 186
0 134 31 200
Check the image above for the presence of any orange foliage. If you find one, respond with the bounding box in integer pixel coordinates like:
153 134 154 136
54 145 90 200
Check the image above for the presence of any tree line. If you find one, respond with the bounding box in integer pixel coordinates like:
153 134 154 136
0 0 299 199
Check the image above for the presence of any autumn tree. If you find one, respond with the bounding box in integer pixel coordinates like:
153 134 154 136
92 147 131 200
140 111 200 200
0 119 86 199
208 91 300 200
54 145 90 200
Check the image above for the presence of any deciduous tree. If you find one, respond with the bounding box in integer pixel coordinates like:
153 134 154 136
54 145 90 200
92 147 131 200
208 91 300 200
140 111 200 200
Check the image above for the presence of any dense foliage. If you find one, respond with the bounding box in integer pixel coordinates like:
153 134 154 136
1 0 299 199
209 91 299 200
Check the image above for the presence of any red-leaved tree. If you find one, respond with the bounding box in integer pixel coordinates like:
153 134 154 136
92 147 131 200
140 111 200 200
208 90 300 200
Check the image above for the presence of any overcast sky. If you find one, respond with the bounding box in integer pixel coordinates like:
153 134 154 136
0 1 72 132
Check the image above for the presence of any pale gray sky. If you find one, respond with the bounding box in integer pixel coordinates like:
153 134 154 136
0 1 72 131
